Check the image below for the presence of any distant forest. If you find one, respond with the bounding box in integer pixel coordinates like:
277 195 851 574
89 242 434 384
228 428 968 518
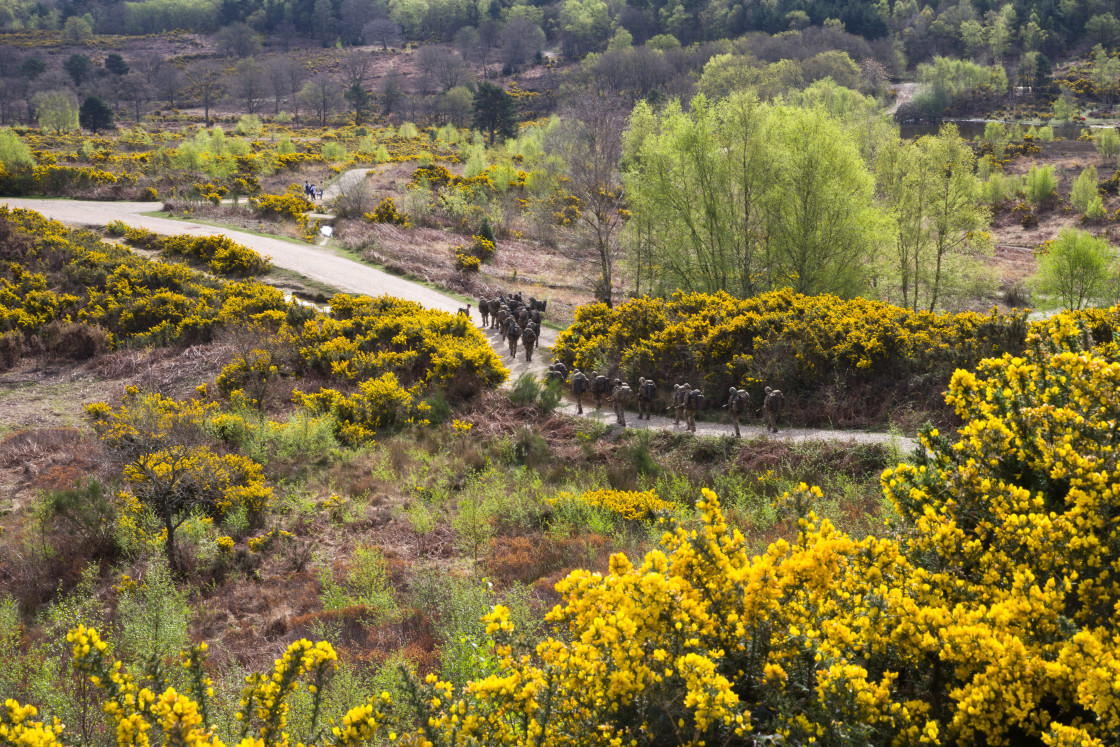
1 0 1118 68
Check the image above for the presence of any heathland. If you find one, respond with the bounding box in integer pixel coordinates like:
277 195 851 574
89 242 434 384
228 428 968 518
3 5 1120 747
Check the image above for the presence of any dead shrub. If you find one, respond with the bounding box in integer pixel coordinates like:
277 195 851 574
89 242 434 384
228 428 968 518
42 321 109 361
0 330 21 369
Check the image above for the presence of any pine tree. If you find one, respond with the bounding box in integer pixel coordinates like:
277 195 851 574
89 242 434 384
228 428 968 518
472 82 518 145
79 96 114 134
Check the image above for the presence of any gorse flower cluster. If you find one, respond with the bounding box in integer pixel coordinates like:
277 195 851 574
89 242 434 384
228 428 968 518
8 310 1120 744
119 225 272 277
554 288 1032 425
0 210 506 418
0 208 286 349
559 488 671 521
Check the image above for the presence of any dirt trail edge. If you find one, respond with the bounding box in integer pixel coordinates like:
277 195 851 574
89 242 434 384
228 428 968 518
2 197 916 451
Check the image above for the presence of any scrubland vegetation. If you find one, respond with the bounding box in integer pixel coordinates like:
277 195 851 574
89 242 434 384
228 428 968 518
6 0 1120 743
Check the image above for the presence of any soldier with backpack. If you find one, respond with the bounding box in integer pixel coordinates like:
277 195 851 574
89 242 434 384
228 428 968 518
478 297 490 327
725 387 750 438
591 373 611 411
611 379 632 426
488 298 501 328
685 387 704 432
521 324 537 362
763 386 785 433
671 383 690 426
570 369 589 414
636 377 658 420
506 321 521 358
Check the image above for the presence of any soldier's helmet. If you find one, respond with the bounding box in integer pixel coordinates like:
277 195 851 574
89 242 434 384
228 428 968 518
729 386 736 395
639 377 646 386
765 386 772 395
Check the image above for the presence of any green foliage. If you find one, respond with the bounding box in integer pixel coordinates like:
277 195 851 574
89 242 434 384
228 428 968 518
234 114 263 136
1034 228 1115 310
319 545 398 619
472 83 519 146
115 556 191 663
1070 165 1100 214
321 141 348 161
32 90 79 134
1025 163 1057 205
1096 128 1120 160
0 129 34 171
79 96 115 134
625 91 887 299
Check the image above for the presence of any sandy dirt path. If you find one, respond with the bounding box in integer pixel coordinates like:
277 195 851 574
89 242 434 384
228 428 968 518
2 197 916 450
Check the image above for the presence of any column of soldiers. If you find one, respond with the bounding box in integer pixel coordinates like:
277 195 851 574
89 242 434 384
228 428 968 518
477 292 546 363
549 366 786 436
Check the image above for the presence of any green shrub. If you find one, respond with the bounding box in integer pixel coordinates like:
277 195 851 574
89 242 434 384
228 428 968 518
114 556 191 664
235 114 263 137
1025 163 1057 205
0 129 34 170
1070 165 1099 213
322 141 348 161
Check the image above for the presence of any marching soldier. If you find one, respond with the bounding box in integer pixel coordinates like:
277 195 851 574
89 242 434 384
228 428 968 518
636 377 658 420
521 324 537 362
592 373 611 411
612 379 632 426
571 369 589 414
671 383 690 426
506 320 521 358
763 386 785 433
685 387 704 432
725 387 750 438
478 297 490 327
488 298 501 328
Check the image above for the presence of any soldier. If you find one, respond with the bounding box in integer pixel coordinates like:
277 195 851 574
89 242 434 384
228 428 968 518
571 368 589 414
551 361 568 381
763 386 785 433
685 387 704 432
725 387 750 438
518 308 529 327
611 379 632 426
478 297 490 327
488 298 501 328
506 321 521 358
457 303 471 318
636 377 658 420
545 363 564 385
521 324 537 362
496 305 510 333
592 373 611 411
671 383 690 426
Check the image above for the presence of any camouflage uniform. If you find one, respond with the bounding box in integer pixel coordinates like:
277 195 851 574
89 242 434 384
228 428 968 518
685 388 704 432
488 299 501 328
478 297 490 327
592 374 611 411
636 377 658 420
672 383 690 426
506 322 521 358
521 325 537 362
571 369 589 414
726 387 750 438
763 386 785 433
611 379 632 426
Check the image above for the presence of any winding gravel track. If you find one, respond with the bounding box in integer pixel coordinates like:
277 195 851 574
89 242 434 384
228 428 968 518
1 197 916 450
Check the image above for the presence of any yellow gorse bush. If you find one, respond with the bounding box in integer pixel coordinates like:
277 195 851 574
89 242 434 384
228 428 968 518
10 308 1120 746
554 289 1034 425
0 208 286 346
560 488 671 521
119 225 272 277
